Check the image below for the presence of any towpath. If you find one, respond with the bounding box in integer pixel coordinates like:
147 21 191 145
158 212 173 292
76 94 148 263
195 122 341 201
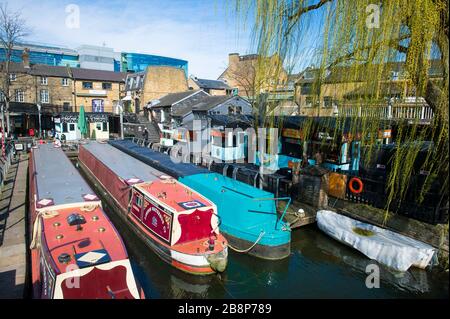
0 154 28 298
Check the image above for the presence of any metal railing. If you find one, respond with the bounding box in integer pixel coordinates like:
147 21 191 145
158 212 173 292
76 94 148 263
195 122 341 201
337 103 434 121
0 142 16 195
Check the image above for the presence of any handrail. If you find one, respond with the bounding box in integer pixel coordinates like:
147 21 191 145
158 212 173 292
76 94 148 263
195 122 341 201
251 196 291 230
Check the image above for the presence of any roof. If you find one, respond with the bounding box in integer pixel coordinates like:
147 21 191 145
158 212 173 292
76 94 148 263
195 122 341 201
190 77 231 90
71 68 126 82
172 95 249 118
109 139 210 178
192 95 234 111
150 90 205 108
81 142 163 182
32 143 95 206
29 64 71 77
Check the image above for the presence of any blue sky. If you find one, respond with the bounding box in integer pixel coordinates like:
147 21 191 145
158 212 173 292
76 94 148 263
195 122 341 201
8 0 258 78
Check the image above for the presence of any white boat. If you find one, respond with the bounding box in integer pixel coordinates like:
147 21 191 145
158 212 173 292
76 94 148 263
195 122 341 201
316 210 436 272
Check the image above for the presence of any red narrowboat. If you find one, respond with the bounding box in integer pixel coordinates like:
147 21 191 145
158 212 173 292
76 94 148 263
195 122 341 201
29 143 143 299
78 142 228 275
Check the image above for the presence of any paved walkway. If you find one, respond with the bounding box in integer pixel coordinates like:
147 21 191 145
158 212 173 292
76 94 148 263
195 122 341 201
0 155 28 299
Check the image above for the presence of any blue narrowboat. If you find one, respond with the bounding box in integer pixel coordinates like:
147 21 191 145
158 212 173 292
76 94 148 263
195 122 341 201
109 139 292 260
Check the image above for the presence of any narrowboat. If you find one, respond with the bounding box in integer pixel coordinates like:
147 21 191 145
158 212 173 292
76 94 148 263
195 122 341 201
78 142 228 275
109 139 292 260
28 143 142 299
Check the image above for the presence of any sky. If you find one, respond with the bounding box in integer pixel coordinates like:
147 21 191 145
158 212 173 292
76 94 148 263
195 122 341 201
7 0 258 78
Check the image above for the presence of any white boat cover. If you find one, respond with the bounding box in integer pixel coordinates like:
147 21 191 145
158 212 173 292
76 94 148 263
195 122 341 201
316 210 436 272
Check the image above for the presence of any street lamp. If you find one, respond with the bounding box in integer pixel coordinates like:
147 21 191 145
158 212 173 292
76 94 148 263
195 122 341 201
37 103 42 139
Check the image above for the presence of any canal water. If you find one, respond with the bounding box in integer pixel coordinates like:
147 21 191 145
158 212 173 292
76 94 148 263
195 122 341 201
74 161 449 299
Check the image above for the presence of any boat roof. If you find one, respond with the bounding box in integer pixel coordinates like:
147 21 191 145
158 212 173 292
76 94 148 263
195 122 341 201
32 143 97 206
109 139 274 199
41 205 128 275
109 139 210 178
81 142 165 182
135 180 213 213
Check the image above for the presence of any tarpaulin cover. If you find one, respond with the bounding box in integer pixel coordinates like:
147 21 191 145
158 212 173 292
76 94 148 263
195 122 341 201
109 139 210 178
316 210 436 272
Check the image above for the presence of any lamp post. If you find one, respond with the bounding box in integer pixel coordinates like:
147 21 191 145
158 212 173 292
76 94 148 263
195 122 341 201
37 103 42 139
117 101 124 140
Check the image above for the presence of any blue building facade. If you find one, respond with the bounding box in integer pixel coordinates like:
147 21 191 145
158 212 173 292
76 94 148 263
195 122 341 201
0 45 79 67
121 52 188 75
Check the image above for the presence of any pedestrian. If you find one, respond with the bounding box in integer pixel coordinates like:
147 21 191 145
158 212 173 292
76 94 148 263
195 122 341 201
143 128 149 142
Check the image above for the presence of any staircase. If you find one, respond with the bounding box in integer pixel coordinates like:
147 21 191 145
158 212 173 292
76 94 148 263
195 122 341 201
123 113 160 143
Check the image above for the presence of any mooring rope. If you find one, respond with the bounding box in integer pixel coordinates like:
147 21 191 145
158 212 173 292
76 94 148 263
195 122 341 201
30 210 60 249
227 231 265 253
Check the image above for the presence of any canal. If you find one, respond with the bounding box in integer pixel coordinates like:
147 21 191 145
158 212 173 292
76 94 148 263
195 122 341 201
74 161 449 299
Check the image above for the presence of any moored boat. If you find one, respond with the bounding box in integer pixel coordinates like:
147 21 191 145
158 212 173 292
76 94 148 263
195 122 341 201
28 143 142 299
316 210 436 272
109 139 292 260
78 142 228 275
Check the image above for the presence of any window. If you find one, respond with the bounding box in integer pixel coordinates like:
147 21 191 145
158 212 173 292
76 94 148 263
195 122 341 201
15 89 24 102
63 102 71 111
236 106 242 114
102 82 112 90
102 122 108 132
40 90 49 103
62 123 68 133
62 78 69 86
323 96 333 108
69 124 75 131
40 77 48 85
305 96 314 108
82 82 93 89
9 74 16 82
96 123 102 130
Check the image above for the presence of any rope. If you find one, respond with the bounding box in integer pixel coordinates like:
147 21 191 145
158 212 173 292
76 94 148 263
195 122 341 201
30 210 60 250
80 203 100 212
227 231 265 253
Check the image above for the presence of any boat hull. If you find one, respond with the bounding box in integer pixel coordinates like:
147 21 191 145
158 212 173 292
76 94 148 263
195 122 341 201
78 159 227 276
225 232 290 260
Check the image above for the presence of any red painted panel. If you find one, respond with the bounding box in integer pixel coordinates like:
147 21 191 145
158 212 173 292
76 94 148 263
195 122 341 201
141 199 172 243
60 266 134 299
175 209 213 245
130 191 142 219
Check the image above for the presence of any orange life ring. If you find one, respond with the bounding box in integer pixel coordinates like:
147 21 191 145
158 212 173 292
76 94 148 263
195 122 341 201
349 177 364 194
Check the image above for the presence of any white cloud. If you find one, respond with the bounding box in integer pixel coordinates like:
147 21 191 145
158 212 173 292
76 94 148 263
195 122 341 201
7 0 253 78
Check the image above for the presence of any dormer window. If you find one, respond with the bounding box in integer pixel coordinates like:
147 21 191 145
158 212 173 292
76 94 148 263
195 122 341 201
9 73 16 82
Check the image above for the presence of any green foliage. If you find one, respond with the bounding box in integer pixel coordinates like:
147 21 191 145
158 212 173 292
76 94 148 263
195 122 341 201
235 0 449 216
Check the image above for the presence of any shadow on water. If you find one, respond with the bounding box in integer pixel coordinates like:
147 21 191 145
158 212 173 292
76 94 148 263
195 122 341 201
73 159 449 299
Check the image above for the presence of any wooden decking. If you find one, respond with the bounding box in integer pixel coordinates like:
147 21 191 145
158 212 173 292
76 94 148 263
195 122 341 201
0 154 28 299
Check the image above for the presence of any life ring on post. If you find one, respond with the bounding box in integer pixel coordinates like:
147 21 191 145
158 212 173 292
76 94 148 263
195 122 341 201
349 177 364 194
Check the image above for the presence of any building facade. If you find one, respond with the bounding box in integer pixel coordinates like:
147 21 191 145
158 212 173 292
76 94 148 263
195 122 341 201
123 66 189 114
71 68 126 113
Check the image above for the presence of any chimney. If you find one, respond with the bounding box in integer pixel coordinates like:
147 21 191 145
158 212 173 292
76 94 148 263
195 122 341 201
22 48 30 69
228 53 239 70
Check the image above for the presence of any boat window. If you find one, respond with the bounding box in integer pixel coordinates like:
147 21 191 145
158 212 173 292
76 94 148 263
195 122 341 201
102 122 108 132
69 124 75 131
134 194 142 207
62 123 68 133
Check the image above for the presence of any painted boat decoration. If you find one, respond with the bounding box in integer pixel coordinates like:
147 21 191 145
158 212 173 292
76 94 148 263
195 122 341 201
316 210 436 272
78 142 228 275
28 143 142 299
109 139 292 260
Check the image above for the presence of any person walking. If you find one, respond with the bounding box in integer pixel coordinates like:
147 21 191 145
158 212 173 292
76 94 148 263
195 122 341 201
143 128 149 143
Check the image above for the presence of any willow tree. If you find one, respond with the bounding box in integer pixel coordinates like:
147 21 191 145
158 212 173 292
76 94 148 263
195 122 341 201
235 0 449 216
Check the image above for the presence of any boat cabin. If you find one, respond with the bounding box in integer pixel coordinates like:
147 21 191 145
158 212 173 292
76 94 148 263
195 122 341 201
29 143 140 299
